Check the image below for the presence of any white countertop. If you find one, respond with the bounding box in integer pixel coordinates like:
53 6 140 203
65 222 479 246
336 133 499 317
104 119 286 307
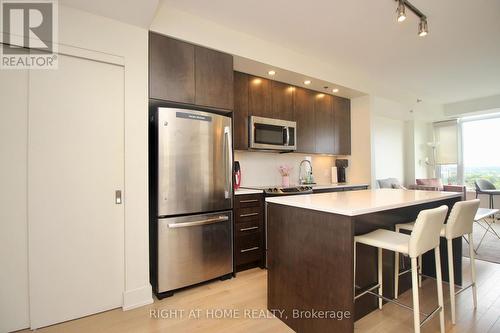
312 183 369 190
265 189 462 216
234 188 263 195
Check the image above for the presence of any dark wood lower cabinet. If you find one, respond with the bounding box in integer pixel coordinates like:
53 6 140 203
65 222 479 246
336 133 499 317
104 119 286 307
234 194 265 272
266 196 462 333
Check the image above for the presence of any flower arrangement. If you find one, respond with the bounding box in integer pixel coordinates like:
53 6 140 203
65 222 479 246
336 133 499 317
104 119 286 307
278 165 293 187
278 165 293 177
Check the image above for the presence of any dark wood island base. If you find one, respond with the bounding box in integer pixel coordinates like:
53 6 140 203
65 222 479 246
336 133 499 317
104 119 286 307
266 194 461 333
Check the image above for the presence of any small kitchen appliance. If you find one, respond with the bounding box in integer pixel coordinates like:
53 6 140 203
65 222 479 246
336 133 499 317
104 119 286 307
335 159 348 183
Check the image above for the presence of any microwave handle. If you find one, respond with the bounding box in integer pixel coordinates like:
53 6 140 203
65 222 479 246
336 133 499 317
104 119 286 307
284 127 290 146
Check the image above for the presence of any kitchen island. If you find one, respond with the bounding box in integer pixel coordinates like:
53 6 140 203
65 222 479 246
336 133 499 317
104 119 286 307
265 189 462 333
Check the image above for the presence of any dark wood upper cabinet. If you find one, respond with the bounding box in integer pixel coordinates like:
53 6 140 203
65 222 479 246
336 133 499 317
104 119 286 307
294 87 316 153
271 81 294 120
149 32 195 104
149 32 234 110
232 70 351 155
233 72 249 150
333 97 351 155
195 46 234 110
248 75 272 118
314 93 335 154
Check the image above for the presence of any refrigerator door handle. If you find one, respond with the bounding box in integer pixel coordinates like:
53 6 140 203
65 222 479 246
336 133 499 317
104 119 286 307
167 215 229 228
224 126 232 199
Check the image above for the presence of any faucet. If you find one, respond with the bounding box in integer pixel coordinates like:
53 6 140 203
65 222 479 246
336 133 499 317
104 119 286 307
299 159 313 184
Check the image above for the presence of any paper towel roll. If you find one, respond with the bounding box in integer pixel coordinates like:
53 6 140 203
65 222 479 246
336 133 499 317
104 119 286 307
331 167 338 184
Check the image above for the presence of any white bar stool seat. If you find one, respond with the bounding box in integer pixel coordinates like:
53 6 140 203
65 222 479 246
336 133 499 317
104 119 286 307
394 199 480 325
354 205 448 333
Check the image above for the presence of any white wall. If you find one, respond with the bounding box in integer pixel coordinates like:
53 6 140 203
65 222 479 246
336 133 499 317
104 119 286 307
349 95 373 185
0 6 152 331
372 116 406 185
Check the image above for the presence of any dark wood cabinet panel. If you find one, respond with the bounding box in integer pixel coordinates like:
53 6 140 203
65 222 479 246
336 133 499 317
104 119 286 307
294 87 316 153
232 71 351 155
149 32 195 103
234 193 265 272
195 46 234 110
314 93 335 154
233 72 249 150
271 81 294 120
333 97 351 155
248 75 272 118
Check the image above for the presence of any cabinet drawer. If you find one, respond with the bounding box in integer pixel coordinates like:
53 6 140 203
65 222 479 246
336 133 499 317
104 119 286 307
235 232 262 266
235 194 263 209
235 206 262 223
235 219 262 236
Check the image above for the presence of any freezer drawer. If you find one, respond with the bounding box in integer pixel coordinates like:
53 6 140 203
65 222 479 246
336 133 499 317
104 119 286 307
157 211 233 292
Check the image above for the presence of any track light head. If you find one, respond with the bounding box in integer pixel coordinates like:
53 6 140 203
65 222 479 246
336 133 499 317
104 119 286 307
396 0 406 22
418 18 428 37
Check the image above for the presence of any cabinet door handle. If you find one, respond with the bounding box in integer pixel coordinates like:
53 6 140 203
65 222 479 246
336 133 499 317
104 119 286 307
240 212 259 218
240 226 259 232
240 246 259 253
240 199 258 203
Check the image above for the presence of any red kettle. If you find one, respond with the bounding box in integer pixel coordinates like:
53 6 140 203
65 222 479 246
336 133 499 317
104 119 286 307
233 161 241 190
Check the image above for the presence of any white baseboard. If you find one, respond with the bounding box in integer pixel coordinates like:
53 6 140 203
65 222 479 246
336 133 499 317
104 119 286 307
122 284 153 311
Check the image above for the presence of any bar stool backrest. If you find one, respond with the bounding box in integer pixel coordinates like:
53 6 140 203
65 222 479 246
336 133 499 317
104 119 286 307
475 179 496 192
409 205 449 258
445 199 480 239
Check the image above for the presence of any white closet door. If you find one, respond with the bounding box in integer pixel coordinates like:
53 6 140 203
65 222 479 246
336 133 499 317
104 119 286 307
28 54 125 329
0 69 30 332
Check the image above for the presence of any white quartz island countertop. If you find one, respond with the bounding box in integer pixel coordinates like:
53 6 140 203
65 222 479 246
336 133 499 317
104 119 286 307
265 189 462 216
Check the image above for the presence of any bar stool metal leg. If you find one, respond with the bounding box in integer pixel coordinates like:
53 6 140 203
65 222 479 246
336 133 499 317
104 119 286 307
469 233 478 308
394 251 399 299
378 248 383 309
435 246 445 333
447 239 456 324
410 257 421 333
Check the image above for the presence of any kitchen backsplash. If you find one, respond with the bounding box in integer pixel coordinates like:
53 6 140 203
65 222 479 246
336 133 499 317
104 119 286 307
234 150 336 187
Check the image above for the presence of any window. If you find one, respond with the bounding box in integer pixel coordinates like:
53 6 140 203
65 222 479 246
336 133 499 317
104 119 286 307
434 121 459 185
461 116 500 189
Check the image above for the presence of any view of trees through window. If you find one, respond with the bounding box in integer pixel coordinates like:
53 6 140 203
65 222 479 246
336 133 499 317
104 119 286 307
462 117 500 189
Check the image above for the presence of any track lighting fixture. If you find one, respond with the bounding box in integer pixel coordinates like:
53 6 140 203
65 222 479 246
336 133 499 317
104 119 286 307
418 18 428 37
393 0 429 37
396 0 406 22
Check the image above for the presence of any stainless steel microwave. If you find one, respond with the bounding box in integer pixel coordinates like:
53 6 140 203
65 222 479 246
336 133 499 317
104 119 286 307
249 116 297 151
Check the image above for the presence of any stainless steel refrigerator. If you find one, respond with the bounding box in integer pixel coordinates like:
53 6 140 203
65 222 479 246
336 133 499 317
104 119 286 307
151 107 233 297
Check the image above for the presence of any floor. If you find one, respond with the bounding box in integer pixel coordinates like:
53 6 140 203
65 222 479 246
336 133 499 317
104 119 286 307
463 218 500 264
20 259 500 333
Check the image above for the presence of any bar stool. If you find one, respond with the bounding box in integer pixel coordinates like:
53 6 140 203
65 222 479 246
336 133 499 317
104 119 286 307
354 205 448 333
395 199 480 325
475 179 500 211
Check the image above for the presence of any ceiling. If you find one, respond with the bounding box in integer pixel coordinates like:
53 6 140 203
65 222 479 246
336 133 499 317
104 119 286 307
161 0 500 105
60 0 159 28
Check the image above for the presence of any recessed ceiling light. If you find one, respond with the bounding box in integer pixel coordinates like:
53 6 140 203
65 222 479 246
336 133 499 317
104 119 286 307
304 80 311 85
332 88 339 93
268 70 276 76
396 0 406 22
